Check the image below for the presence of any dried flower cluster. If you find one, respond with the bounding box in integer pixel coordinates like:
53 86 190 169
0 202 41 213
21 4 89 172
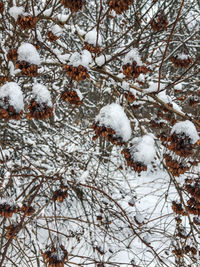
0 202 18 218
121 148 147 173
20 204 35 216
171 201 187 216
43 245 68 267
170 55 193 68
122 61 149 79
163 153 189 177
6 224 20 239
61 89 82 105
185 180 200 216
151 12 168 32
107 0 133 14
17 15 38 30
7 49 18 61
16 61 38 77
83 42 101 54
52 189 68 203
61 0 86 12
64 65 90 82
92 122 125 146
0 97 23 120
124 91 136 103
27 99 53 120
47 31 59 42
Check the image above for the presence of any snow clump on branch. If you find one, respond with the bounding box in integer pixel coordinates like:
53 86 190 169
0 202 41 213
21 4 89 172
32 84 52 107
85 30 102 46
95 103 131 142
0 82 24 112
8 6 24 20
171 120 199 145
123 48 142 66
17 43 41 65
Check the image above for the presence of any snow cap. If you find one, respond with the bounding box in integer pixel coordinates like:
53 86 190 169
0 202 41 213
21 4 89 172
95 103 131 142
9 6 24 20
32 83 52 107
0 82 24 112
18 43 41 65
123 48 142 66
69 50 92 68
171 120 199 144
51 25 63 37
85 30 102 46
130 134 156 165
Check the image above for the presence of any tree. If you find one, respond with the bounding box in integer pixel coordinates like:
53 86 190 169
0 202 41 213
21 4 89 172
0 0 199 266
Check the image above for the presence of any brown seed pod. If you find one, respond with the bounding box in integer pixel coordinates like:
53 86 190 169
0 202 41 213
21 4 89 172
122 61 149 79
151 12 168 32
6 224 20 239
16 60 38 77
43 245 68 266
20 204 35 216
170 54 193 68
0 1 4 13
61 0 86 12
7 49 18 61
52 189 68 203
0 97 23 121
107 0 133 15
17 15 38 30
64 65 90 82
171 201 187 216
124 91 136 103
0 203 18 218
27 99 53 120
92 122 125 146
47 31 59 42
83 42 101 54
121 148 147 173
60 89 83 105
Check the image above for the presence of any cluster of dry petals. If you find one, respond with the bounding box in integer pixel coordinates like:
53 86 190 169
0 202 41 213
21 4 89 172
27 99 53 120
107 0 133 14
61 0 86 12
17 15 38 30
64 65 89 82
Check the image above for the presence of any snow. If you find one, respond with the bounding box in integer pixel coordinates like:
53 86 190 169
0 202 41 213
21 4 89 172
171 120 199 144
145 81 165 93
85 30 102 46
174 83 182 91
0 197 15 206
0 82 24 112
32 84 52 107
130 134 156 165
123 48 143 66
95 103 131 142
43 7 53 16
177 53 190 60
18 43 41 65
75 89 83 101
51 25 63 37
69 50 92 68
57 14 69 23
157 90 182 113
9 6 24 20
94 55 111 67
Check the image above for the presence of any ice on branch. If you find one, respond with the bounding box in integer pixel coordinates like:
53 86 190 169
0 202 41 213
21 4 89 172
171 120 199 145
17 43 41 65
9 6 24 20
92 103 131 145
122 134 156 173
